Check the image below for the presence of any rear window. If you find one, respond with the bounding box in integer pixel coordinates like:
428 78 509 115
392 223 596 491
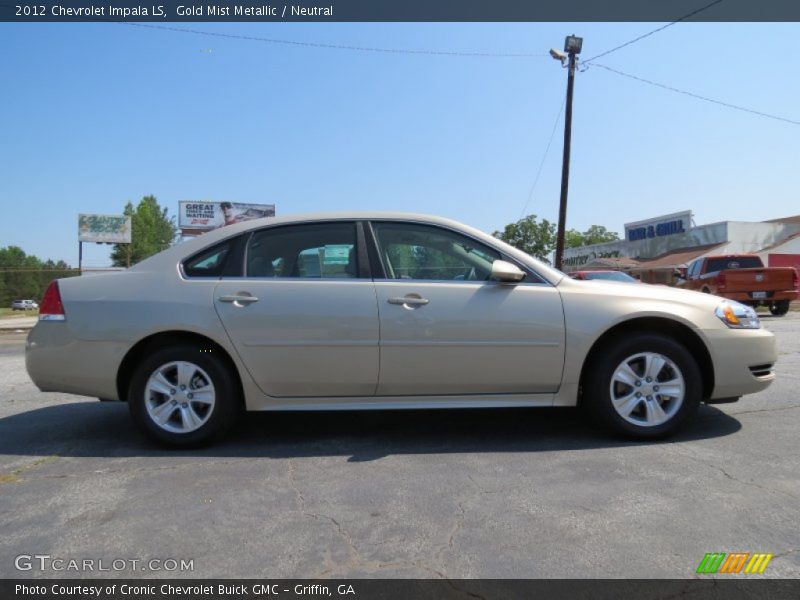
705 257 762 272
183 241 231 278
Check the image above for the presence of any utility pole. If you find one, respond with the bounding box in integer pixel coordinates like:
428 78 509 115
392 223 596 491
552 34 582 271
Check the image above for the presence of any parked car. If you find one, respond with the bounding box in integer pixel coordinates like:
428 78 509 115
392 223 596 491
26 213 777 446
570 270 639 283
11 299 38 311
675 254 798 316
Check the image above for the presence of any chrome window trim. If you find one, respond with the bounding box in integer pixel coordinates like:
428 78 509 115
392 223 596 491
176 216 553 286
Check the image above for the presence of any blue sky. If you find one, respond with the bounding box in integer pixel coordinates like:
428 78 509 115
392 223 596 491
1 22 798 266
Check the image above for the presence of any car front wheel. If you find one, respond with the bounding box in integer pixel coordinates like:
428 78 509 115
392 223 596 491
128 344 241 446
583 333 702 439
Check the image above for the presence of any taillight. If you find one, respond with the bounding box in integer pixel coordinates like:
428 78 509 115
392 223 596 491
39 281 66 321
717 272 727 290
793 268 799 290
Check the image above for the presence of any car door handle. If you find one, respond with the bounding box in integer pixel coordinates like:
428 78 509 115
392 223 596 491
218 294 259 304
388 296 429 306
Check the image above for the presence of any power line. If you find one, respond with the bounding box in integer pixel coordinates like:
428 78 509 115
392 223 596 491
582 0 725 64
519 98 566 219
592 63 800 126
0 268 78 273
121 22 548 58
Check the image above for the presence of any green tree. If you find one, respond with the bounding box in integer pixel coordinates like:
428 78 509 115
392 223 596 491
493 215 557 263
565 224 620 248
0 246 41 304
564 229 584 249
0 246 75 306
111 195 177 267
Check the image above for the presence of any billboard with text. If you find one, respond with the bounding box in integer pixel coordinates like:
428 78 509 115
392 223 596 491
179 201 276 233
78 214 132 243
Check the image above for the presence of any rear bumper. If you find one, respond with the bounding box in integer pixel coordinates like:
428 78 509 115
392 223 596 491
722 291 798 303
703 327 777 400
25 322 126 400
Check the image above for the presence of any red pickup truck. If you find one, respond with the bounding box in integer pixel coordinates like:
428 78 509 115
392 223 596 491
676 254 798 316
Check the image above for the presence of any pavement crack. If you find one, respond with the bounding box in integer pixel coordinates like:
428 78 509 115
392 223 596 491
771 548 798 560
287 459 365 577
670 446 800 502
444 502 466 555
727 405 800 417
313 512 360 565
449 503 465 550
25 457 267 480
286 459 307 512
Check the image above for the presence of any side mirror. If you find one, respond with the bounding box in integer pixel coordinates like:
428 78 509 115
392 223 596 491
491 259 526 283
673 268 686 279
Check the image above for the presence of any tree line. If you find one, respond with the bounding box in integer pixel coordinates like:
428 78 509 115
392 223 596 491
1 195 177 307
0 247 77 307
493 214 619 263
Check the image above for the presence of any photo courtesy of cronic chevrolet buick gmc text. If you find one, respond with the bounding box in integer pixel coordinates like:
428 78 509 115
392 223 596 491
25 213 778 446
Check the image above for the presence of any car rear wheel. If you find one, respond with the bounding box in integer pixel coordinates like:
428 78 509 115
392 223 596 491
769 300 790 316
583 333 702 439
128 344 241 446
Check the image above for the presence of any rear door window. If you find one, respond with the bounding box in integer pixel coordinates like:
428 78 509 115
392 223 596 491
246 222 359 279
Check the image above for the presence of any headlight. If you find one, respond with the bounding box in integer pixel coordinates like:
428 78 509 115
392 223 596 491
715 300 760 329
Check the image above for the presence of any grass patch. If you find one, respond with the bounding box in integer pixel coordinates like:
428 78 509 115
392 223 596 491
0 456 59 484
0 307 39 320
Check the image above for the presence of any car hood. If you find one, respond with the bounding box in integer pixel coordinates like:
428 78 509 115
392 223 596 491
557 276 724 311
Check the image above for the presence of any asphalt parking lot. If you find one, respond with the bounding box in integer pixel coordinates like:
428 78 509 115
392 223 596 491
1 314 798 579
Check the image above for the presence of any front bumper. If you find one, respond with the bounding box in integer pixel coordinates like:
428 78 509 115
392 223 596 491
703 327 777 400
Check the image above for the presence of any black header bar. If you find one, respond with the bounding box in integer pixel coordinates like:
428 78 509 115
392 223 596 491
4 579 800 600
2 0 800 23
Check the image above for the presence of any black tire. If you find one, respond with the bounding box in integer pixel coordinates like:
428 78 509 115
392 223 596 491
769 300 790 316
128 344 241 447
583 333 702 439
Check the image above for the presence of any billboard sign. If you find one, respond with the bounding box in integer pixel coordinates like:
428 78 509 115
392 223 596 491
179 201 276 233
625 211 693 242
78 214 132 243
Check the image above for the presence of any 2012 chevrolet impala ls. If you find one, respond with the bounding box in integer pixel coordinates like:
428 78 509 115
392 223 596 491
26 213 777 446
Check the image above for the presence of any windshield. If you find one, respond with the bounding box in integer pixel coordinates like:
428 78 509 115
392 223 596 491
584 271 637 282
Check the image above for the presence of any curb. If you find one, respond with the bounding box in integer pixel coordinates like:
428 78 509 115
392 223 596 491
0 325 34 333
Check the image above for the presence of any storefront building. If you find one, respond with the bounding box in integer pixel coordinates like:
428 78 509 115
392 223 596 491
562 211 800 285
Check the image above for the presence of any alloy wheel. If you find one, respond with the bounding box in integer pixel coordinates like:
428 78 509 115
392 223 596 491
609 352 685 427
144 361 216 433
